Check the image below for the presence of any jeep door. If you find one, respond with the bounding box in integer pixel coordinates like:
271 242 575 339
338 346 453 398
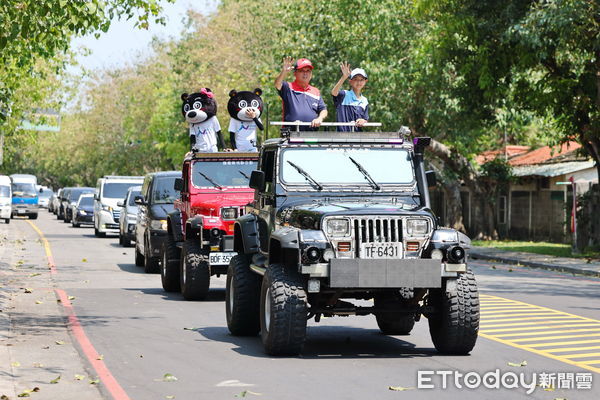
256 149 276 252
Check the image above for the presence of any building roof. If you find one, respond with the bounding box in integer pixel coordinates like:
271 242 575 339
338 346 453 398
475 146 530 164
512 160 596 177
509 142 582 166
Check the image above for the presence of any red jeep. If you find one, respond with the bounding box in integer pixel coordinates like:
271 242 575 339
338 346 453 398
162 152 259 300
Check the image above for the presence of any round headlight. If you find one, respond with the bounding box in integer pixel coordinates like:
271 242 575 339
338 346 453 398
305 247 321 263
326 218 350 236
211 228 221 238
322 249 335 261
430 249 443 260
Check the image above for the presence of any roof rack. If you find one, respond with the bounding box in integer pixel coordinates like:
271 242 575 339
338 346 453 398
189 151 260 160
270 121 411 144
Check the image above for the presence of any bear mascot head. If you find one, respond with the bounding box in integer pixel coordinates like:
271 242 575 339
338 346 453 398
227 88 263 121
181 88 217 124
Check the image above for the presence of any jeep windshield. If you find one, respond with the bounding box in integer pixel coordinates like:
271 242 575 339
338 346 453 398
192 160 257 188
280 148 415 189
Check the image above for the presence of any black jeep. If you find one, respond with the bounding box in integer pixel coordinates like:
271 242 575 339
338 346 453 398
226 129 479 356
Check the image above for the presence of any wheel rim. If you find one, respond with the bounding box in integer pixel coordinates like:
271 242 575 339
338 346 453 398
229 278 235 315
264 287 271 333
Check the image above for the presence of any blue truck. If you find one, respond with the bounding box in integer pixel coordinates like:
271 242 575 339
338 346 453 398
10 174 39 219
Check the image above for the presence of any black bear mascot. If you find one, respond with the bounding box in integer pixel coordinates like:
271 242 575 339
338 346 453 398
227 88 264 152
181 88 225 152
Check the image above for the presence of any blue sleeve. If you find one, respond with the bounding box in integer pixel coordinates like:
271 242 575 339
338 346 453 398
333 90 345 108
277 81 289 97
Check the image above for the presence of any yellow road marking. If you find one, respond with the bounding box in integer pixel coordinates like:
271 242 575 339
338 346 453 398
479 295 600 374
26 220 55 270
542 346 600 353
529 340 600 348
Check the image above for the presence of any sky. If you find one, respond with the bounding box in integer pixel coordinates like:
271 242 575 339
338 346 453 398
71 0 217 71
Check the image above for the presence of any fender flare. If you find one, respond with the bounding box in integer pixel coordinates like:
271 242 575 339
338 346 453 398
186 215 203 240
167 209 184 243
269 227 301 267
234 213 260 254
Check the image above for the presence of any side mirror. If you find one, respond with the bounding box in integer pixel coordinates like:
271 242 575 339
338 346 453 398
249 170 266 191
117 201 124 207
426 170 437 187
134 195 145 205
94 193 99 200
39 188 43 193
174 177 183 192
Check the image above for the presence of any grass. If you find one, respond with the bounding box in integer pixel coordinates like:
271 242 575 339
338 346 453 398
472 240 600 260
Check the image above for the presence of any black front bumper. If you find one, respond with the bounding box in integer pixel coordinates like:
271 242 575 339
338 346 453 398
149 230 168 258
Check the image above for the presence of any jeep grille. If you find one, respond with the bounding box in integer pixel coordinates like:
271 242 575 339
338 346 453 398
353 217 402 245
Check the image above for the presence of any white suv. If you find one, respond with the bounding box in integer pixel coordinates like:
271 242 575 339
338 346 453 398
94 176 143 237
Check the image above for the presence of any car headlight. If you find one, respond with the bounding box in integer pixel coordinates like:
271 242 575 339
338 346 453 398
79 210 87 216
406 219 429 236
150 219 167 230
102 204 113 212
326 218 350 236
221 207 237 220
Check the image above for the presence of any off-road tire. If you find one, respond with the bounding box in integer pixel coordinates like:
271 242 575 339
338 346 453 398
179 239 210 300
428 269 479 355
135 244 145 267
260 264 307 356
161 235 181 292
374 289 416 335
144 238 160 273
226 254 261 336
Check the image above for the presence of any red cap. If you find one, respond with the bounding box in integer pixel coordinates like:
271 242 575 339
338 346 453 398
294 58 314 70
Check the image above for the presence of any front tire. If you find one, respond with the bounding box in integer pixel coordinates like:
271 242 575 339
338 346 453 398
374 290 416 335
179 238 210 300
428 269 479 355
226 254 261 336
260 264 307 356
161 235 181 292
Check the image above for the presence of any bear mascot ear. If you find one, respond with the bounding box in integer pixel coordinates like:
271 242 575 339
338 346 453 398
181 93 189 101
254 88 263 97
229 90 237 98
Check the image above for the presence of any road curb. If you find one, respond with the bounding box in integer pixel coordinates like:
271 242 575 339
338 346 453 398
469 250 600 278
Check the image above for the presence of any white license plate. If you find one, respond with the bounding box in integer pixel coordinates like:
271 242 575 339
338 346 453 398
360 242 402 259
17 209 25 214
209 252 236 266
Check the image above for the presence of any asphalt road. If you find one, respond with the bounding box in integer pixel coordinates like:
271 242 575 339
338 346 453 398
3 212 600 400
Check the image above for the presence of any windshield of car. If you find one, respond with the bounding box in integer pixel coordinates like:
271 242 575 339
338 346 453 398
69 189 93 201
191 160 257 188
39 189 53 199
103 182 139 199
280 148 415 188
128 190 141 206
11 182 37 197
78 196 94 207
0 186 10 197
152 177 180 204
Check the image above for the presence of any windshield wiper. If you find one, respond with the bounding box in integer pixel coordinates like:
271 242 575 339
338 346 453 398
238 170 250 180
286 161 323 191
348 156 381 191
197 171 223 190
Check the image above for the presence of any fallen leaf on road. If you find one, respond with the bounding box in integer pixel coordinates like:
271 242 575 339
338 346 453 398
35 300 43 304
166 396 175 399
33 363 43 368
74 374 85 381
2 394 10 399
83 280 90 283
42 346 49 349
56 299 61 303
24 288 32 294
508 268 513 272
55 340 65 345
162 373 178 382
388 386 414 391
96 354 104 360
68 296 75 300
139 354 143 358
89 379 100 385
544 385 555 391
29 273 41 277
491 265 496 269
50 375 61 384
82 259 87 262
507 360 527 367
235 391 262 397
11 361 20 367
183 327 199 331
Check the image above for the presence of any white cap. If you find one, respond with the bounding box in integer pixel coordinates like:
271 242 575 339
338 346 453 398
350 68 368 79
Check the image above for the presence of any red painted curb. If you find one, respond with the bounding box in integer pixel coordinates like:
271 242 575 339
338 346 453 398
55 289 132 400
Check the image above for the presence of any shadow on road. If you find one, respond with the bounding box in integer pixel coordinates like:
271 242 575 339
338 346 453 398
117 263 146 274
193 325 440 359
128 287 226 302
